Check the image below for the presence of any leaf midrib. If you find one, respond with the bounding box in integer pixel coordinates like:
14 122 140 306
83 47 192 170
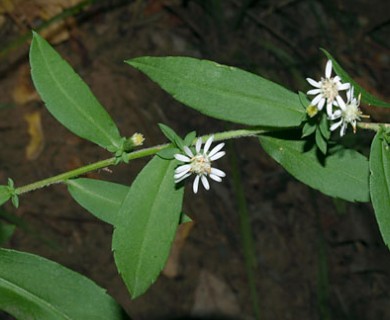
267 138 368 189
133 160 172 290
35 37 117 147
130 60 304 116
379 140 390 209
69 181 121 206
0 277 72 319
68 182 121 225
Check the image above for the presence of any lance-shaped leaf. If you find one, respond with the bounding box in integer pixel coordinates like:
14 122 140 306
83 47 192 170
112 157 184 298
0 248 129 320
67 178 190 225
30 31 122 149
369 132 390 247
0 185 11 206
126 56 305 127
259 133 370 202
67 178 128 225
322 49 390 108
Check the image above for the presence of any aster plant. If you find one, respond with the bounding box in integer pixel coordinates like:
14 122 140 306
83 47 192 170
0 32 390 319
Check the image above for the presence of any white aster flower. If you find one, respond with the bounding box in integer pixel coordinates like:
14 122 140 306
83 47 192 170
329 87 367 137
306 59 350 116
174 135 226 194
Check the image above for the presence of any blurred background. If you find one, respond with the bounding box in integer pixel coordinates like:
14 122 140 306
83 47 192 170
0 0 390 319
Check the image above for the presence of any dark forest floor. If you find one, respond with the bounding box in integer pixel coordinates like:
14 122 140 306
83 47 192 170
1 1 390 319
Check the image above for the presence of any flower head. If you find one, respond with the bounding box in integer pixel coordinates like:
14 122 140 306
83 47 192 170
306 60 350 116
130 132 145 146
174 136 226 193
329 87 367 137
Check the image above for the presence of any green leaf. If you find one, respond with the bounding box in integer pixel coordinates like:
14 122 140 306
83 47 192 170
0 248 129 320
184 131 197 146
0 185 11 206
369 132 390 247
321 49 390 108
319 113 331 140
179 213 192 224
298 91 310 109
0 222 15 245
315 129 327 154
67 178 191 227
112 156 184 298
126 57 305 127
158 123 179 143
30 31 122 149
302 121 316 138
156 147 180 160
158 123 185 149
259 133 370 202
67 178 128 225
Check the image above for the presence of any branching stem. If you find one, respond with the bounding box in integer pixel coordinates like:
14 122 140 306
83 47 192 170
357 122 390 131
15 128 266 195
13 121 389 196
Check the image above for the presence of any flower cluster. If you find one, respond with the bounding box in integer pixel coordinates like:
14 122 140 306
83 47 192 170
174 136 226 194
174 59 369 193
306 60 367 137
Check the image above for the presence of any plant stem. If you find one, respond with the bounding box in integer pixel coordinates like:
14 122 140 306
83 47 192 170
357 122 390 131
15 128 266 195
15 144 165 195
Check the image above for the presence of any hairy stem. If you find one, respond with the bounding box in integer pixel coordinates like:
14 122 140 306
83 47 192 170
357 122 390 131
15 128 266 195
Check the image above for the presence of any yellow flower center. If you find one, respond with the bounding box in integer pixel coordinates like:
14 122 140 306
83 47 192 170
320 77 338 102
306 104 319 117
191 154 211 175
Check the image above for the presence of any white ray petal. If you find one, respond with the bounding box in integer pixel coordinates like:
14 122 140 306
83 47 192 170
175 164 191 173
330 120 343 131
306 78 321 88
328 109 342 120
208 142 225 158
174 154 191 162
174 169 191 180
210 151 225 161
183 146 194 158
338 82 350 90
209 174 222 182
195 137 202 153
326 102 334 117
317 98 325 111
336 95 346 110
307 89 321 95
201 175 210 190
175 172 191 183
193 175 200 194
311 94 323 106
347 87 355 101
203 136 214 153
210 167 226 177
340 123 347 136
325 60 332 78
